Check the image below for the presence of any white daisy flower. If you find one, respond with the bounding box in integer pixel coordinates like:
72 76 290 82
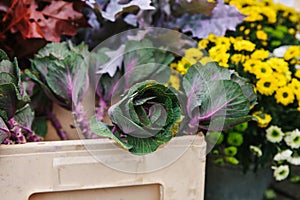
266 126 284 143
273 149 293 161
284 129 300 149
288 157 300 165
250 145 262 157
272 165 290 181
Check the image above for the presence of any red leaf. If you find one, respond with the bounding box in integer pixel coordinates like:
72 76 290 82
4 0 89 42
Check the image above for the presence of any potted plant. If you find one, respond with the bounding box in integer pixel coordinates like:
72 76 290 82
170 0 300 199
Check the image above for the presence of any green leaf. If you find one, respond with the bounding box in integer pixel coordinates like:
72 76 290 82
90 116 132 150
0 83 18 120
134 96 156 105
36 42 69 59
199 80 250 121
127 135 164 155
0 73 17 85
24 69 64 107
32 116 48 138
0 49 9 60
0 117 10 143
200 115 255 131
0 60 14 74
109 80 181 154
14 106 34 128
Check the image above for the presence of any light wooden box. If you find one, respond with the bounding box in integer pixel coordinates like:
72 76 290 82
0 135 206 200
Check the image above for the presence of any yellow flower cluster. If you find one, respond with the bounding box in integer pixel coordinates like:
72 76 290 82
171 34 300 112
226 0 299 24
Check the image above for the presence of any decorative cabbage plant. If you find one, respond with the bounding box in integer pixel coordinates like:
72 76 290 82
0 49 41 144
91 80 181 154
26 42 95 139
91 60 256 154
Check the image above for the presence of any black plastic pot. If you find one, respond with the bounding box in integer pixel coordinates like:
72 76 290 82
204 160 273 200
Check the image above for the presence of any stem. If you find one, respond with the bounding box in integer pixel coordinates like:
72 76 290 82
19 124 42 142
26 130 42 142
7 118 26 144
73 102 97 139
46 111 69 140
95 98 107 122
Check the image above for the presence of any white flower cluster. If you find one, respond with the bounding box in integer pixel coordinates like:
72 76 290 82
266 126 300 148
266 127 300 181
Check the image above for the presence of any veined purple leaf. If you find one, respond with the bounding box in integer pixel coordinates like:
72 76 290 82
199 80 250 121
183 64 254 131
183 63 232 118
171 0 245 38
45 54 88 108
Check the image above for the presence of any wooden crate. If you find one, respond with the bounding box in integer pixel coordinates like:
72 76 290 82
0 135 206 200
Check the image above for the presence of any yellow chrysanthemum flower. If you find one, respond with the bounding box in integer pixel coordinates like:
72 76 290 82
243 59 261 73
275 86 295 106
266 58 289 73
261 7 277 23
241 7 264 22
288 28 296 35
211 53 230 68
198 39 209 49
208 33 217 42
176 58 191 75
289 78 300 98
199 57 214 66
284 46 300 61
253 62 273 79
244 29 250 35
215 37 231 49
208 45 228 57
289 15 299 23
251 49 269 60
252 111 272 128
239 26 245 31
256 30 268 40
166 70 181 90
273 72 288 87
233 40 256 52
231 54 245 63
185 48 203 64
295 70 300 79
256 77 278 96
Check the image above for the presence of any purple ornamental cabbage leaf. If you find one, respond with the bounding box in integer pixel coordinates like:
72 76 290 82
183 63 255 131
28 42 95 139
171 0 245 38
